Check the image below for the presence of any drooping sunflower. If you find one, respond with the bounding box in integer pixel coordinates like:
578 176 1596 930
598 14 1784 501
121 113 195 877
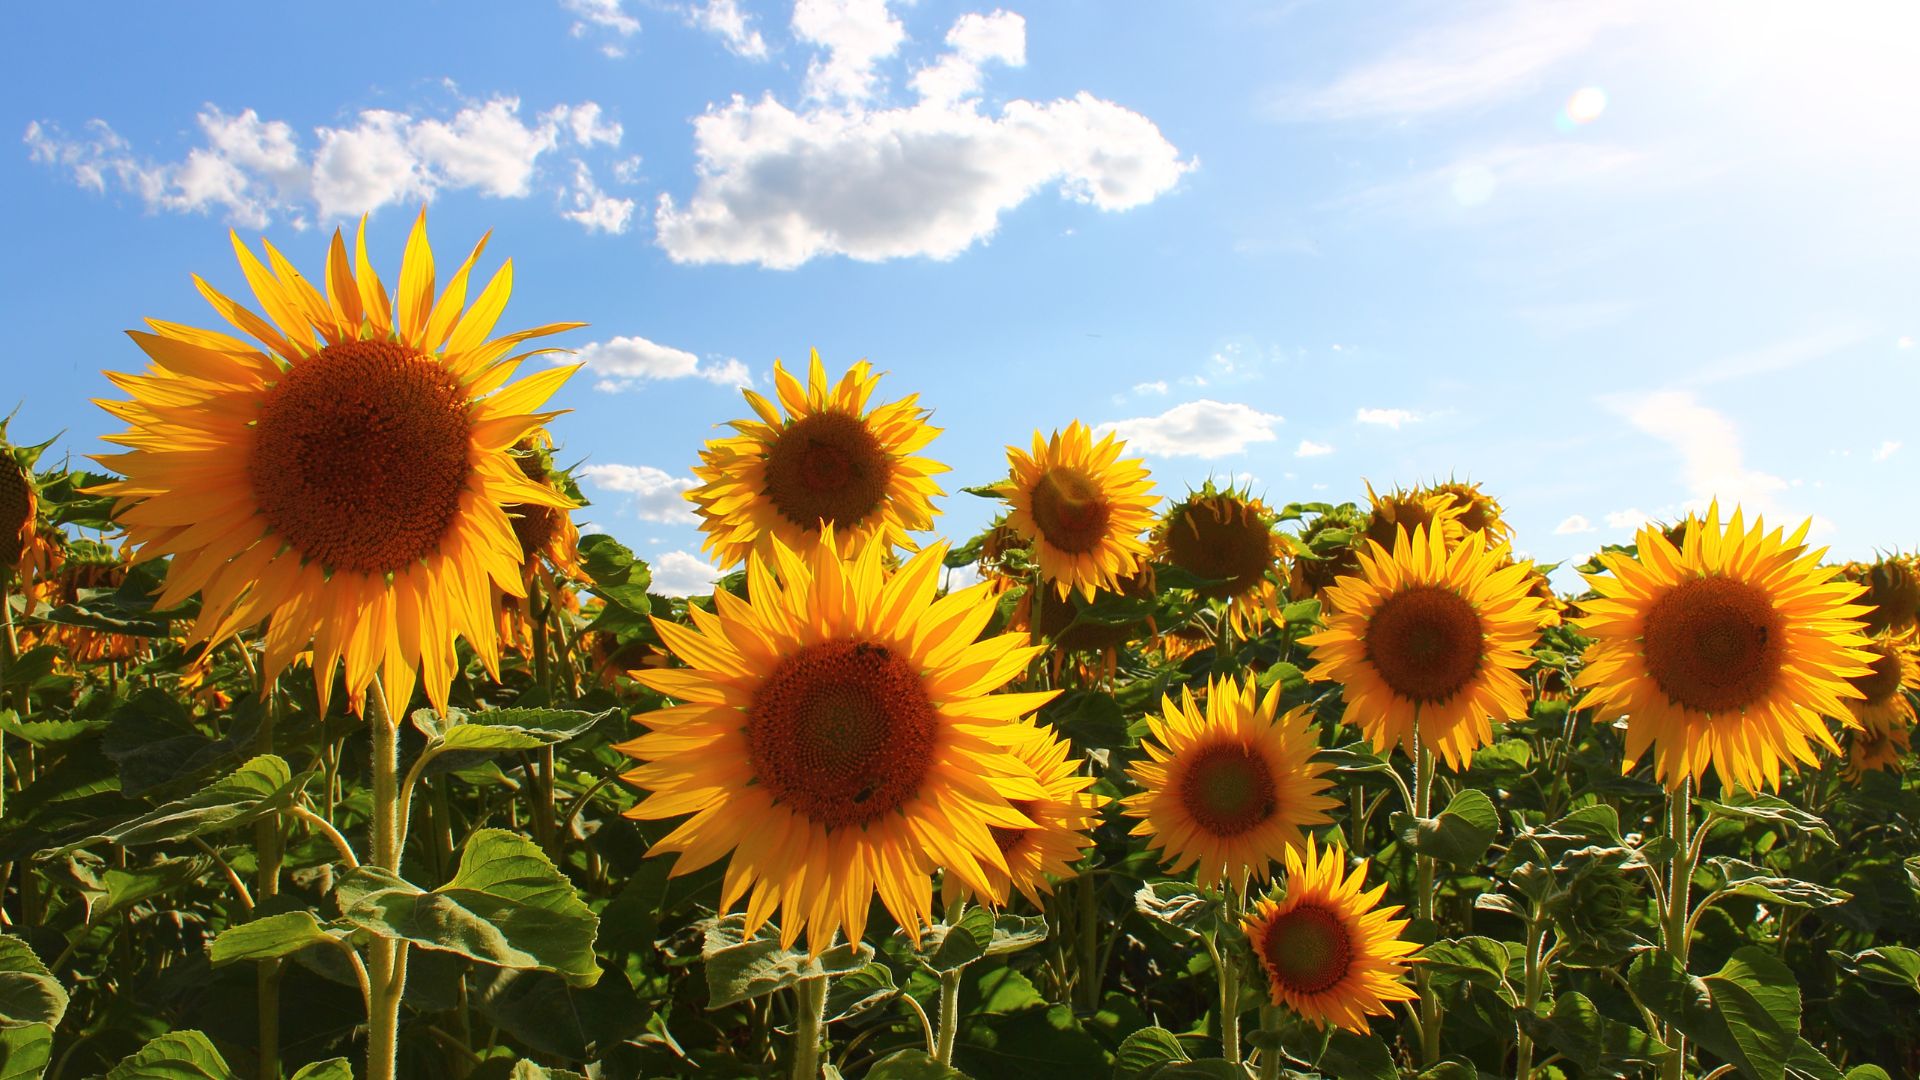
1838 554 1920 638
617 534 1057 954
969 719 1107 906
1426 479 1512 546
1288 504 1366 605
494 434 588 657
1122 676 1337 890
1243 837 1418 1033
1300 526 1547 769
1002 422 1157 601
687 352 947 570
1361 481 1464 554
1574 505 1875 791
92 212 582 719
1153 481 1289 637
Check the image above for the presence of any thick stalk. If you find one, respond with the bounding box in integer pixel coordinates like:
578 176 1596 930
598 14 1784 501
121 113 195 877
789 974 829 1080
934 967 964 1065
254 678 285 1080
1075 874 1099 1011
1660 780 1695 1080
365 684 411 1080
1514 908 1547 1080
1413 718 1442 1067
1257 1004 1284 1080
1217 884 1244 1066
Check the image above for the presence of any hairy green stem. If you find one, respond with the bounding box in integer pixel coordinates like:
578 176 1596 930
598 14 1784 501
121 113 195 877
1514 906 1548 1079
1413 720 1442 1067
1660 780 1695 1080
365 683 411 1080
790 974 829 1079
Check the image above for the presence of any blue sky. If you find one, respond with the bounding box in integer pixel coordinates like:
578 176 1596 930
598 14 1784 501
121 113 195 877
7 0 1917 594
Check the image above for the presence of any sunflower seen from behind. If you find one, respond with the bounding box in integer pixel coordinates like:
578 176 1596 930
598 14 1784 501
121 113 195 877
1002 421 1157 601
1426 479 1512 546
687 352 946 570
1154 481 1289 638
1300 526 1546 769
617 534 1057 954
1574 505 1874 791
93 213 581 720
1243 837 1417 1033
1122 676 1336 891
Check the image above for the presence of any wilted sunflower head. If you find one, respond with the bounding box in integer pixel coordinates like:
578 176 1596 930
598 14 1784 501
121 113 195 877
1839 555 1920 638
1425 479 1511 544
1289 504 1367 602
1362 481 1464 553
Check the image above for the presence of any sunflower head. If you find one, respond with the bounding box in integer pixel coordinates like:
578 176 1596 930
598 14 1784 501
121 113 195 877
1018 567 1157 655
970 720 1107 906
1839 555 1920 638
503 433 584 583
1300 526 1548 769
1154 481 1289 637
92 211 583 719
1361 482 1463 554
1001 421 1158 601
618 532 1059 954
39 538 144 664
0 419 50 574
1844 712 1912 781
1573 504 1876 792
1121 676 1337 890
1425 479 1511 544
1243 837 1418 1033
687 352 947 571
1844 635 1919 730
1289 504 1367 603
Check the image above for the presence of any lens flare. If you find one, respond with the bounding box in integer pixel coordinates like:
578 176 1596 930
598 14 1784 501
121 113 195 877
1557 86 1608 130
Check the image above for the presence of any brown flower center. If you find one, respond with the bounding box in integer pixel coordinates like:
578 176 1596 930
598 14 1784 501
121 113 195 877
747 640 938 829
1364 499 1444 552
763 411 890 531
1166 498 1275 598
1641 575 1784 713
1031 467 1111 554
1850 644 1904 705
0 460 31 565
249 341 472 575
989 798 1041 858
1364 585 1486 703
1261 903 1353 996
1178 741 1276 837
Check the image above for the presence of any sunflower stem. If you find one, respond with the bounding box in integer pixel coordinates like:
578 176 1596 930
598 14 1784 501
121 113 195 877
1257 1003 1284 1080
254 675 285 1080
365 679 412 1080
790 974 830 1079
1218 884 1244 1067
1660 779 1695 1080
1413 725 1442 1068
1513 902 1547 1080
1075 874 1100 1012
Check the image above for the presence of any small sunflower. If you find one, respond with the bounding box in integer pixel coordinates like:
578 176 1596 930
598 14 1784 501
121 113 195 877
92 212 582 719
1243 837 1418 1033
505 434 585 584
1288 505 1366 604
32 538 146 664
1153 482 1288 638
1299 526 1547 769
618 534 1057 954
1425 479 1512 545
1361 481 1464 554
1001 421 1157 601
973 720 1107 906
1844 713 1912 781
1842 634 1918 736
1574 505 1874 791
1122 676 1336 890
687 352 946 570
0 422 57 592
1838 555 1920 638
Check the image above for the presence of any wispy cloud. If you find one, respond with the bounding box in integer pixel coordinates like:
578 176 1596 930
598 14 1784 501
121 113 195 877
569 335 751 392
578 464 699 523
1680 324 1876 387
1097 400 1282 458
1355 407 1420 429
1874 440 1902 462
1294 439 1334 458
1606 390 1793 519
651 550 724 596
1554 514 1595 535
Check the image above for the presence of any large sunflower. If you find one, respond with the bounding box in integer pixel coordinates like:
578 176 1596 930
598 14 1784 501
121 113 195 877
1122 676 1336 890
973 720 1107 906
1300 526 1546 769
1002 421 1157 601
617 535 1057 954
1243 837 1417 1033
1153 482 1289 638
1574 505 1874 791
93 213 581 719
687 352 946 570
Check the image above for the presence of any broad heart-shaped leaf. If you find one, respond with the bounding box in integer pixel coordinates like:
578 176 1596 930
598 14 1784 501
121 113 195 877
823 962 897 1022
287 1061 355 1080
209 910 343 965
1696 793 1835 845
1112 1025 1188 1080
0 933 68 1028
341 829 600 985
922 906 995 971
1826 945 1920 991
866 1050 970 1078
1391 788 1499 866
1317 1030 1398 1080
1706 857 1852 909
985 913 1049 957
1419 937 1519 1006
699 914 874 1009
410 706 613 752
1631 946 1801 1080
50 754 306 854
1515 990 1672 1077
104 1029 235 1079
0 1023 54 1080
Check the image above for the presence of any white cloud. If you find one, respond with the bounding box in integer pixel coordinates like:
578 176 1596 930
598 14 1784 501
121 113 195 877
690 0 769 59
1097 400 1282 459
1355 407 1420 429
655 5 1191 268
1554 514 1595 535
571 334 750 391
27 96 619 227
1294 439 1333 458
579 464 700 524
1272 2 1646 121
564 0 641 37
652 550 725 597
1604 508 1652 529
1874 440 1902 462
1611 390 1789 517
560 161 635 234
1132 380 1168 396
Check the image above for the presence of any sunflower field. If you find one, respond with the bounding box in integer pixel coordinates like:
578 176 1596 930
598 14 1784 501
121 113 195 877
2 215 1918 1080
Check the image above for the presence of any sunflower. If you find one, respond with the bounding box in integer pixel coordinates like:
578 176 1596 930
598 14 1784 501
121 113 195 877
1122 676 1336 890
1154 482 1289 638
1299 526 1546 769
1840 636 1917 787
495 434 588 657
1425 479 1512 545
1361 482 1463 554
32 537 146 664
92 212 582 719
1243 837 1418 1033
1844 713 1911 781
687 352 946 570
0 425 58 595
1001 422 1157 601
0 453 33 573
1573 505 1874 791
1838 555 1920 638
617 534 1057 954
968 720 1107 906
1288 504 1366 605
